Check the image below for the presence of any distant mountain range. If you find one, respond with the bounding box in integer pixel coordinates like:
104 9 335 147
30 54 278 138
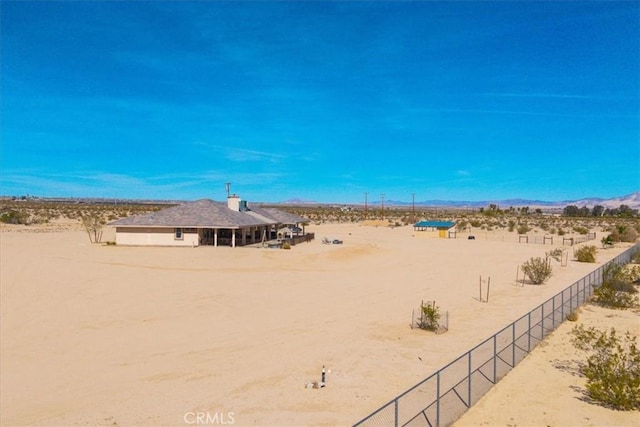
280 192 640 210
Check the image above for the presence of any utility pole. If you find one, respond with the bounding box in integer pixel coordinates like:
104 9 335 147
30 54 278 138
412 193 415 218
364 192 368 218
381 193 385 219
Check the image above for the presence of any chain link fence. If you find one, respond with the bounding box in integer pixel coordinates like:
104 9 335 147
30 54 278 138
453 231 596 245
354 243 640 427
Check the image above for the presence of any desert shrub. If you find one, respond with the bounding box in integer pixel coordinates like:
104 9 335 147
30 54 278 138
632 249 640 264
601 235 615 248
605 263 640 284
546 248 564 263
575 245 597 263
281 242 291 249
566 310 580 321
604 263 625 282
592 284 639 309
416 301 440 331
609 225 639 243
508 220 516 232
592 285 638 309
571 325 640 410
81 214 105 243
456 220 469 232
517 224 531 234
522 257 553 284
557 228 566 236
605 279 638 294
573 226 589 235
593 263 640 308
0 209 29 224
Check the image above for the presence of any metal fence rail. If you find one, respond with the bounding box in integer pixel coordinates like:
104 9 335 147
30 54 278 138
354 243 639 427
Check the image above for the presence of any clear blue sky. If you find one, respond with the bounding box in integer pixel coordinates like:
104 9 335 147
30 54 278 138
2 1 638 203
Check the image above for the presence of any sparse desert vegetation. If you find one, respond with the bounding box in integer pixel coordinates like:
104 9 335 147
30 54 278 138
521 256 553 284
1 197 638 426
2 198 639 249
571 324 640 410
0 198 172 227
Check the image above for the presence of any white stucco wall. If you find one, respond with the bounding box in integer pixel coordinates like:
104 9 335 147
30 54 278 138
115 227 199 246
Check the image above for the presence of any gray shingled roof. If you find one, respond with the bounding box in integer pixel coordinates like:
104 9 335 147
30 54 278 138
246 205 308 225
109 199 278 228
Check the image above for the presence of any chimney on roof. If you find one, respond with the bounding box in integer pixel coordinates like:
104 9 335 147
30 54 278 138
227 194 241 211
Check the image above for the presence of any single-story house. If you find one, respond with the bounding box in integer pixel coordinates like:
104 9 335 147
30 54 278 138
108 195 309 247
413 220 457 238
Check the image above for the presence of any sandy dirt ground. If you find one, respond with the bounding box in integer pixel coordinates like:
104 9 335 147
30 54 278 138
0 222 636 426
453 304 639 427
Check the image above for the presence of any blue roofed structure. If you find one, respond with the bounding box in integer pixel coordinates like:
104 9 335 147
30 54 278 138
413 220 456 238
414 221 456 229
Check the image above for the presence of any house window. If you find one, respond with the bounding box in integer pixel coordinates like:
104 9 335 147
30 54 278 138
175 228 183 240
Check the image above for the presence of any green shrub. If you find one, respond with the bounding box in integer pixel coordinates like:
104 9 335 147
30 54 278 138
571 325 640 410
593 263 640 308
522 257 553 284
601 235 615 248
575 245 597 263
416 301 440 331
282 242 291 249
592 284 639 309
605 279 638 294
0 210 29 224
573 226 589 235
517 224 531 234
604 263 625 282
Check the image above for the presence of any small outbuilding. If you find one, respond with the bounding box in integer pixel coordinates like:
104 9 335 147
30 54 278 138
413 220 456 238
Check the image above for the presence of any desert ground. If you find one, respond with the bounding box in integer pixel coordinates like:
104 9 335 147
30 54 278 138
452 303 639 427
1 221 637 426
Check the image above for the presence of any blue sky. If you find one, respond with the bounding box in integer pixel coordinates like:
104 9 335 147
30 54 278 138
2 1 638 203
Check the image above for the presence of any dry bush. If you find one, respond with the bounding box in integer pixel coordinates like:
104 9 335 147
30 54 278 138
575 245 597 263
571 325 640 410
522 257 553 284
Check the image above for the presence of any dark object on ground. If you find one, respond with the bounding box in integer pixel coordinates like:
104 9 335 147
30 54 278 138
332 239 343 244
468 236 475 240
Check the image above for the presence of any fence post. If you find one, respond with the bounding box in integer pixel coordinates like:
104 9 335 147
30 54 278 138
468 351 472 407
493 335 497 383
512 322 516 366
561 290 565 322
394 398 399 427
541 303 545 338
436 371 440 427
570 285 573 312
552 295 556 328
528 311 531 352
